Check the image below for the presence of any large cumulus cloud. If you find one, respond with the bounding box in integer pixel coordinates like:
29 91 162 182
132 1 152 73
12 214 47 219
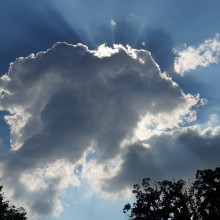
0 42 200 218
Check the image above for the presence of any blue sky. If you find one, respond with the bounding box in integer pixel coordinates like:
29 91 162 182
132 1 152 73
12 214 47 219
0 0 220 219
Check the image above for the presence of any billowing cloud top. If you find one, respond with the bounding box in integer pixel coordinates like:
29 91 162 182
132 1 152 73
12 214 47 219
0 43 205 218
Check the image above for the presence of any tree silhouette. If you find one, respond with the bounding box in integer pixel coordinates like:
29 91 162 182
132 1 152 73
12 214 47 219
193 167 220 219
124 167 220 220
0 185 27 220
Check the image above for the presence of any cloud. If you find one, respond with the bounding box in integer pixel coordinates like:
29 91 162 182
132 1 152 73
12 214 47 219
174 34 220 75
0 42 199 218
110 19 116 26
1 158 81 219
100 125 220 193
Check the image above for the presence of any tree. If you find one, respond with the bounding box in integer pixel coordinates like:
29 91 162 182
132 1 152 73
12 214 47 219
0 185 27 220
123 167 220 220
193 167 220 219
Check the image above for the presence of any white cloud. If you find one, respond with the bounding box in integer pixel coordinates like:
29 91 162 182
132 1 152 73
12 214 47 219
110 19 116 26
174 34 220 75
206 114 219 128
94 43 120 58
142 41 146 46
2 158 82 219
132 93 203 142
0 42 200 218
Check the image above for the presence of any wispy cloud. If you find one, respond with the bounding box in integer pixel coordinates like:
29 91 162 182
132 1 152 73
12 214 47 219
174 34 220 75
110 19 116 26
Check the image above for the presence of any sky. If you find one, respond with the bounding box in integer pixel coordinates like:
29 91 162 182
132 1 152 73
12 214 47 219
0 0 220 219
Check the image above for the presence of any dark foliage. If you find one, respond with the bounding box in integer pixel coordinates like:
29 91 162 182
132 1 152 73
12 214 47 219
124 167 220 220
193 167 220 219
0 185 27 220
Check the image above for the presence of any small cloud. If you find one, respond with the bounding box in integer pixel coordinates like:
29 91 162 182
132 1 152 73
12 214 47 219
206 114 218 128
174 34 220 75
110 19 116 26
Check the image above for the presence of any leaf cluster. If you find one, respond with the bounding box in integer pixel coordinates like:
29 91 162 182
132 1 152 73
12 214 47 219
0 185 27 220
124 167 220 220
